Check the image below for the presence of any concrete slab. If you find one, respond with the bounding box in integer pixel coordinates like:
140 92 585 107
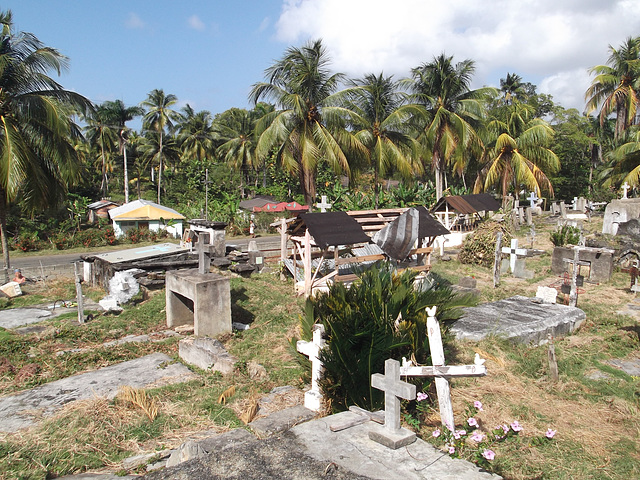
89 243 188 264
451 296 586 345
607 358 640 376
0 308 52 329
0 353 197 433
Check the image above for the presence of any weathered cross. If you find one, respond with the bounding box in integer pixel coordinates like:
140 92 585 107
527 191 538 208
371 358 416 433
400 306 487 429
501 238 527 273
622 182 630 199
296 324 326 411
315 195 332 213
196 232 211 274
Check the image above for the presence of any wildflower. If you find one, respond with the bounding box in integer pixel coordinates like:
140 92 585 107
510 421 523 432
417 392 428 401
467 417 478 427
457 430 466 437
501 424 510 434
546 428 557 439
445 422 454 432
471 430 485 442
449 446 456 455
453 430 461 440
432 428 441 438
474 400 484 411
482 449 495 461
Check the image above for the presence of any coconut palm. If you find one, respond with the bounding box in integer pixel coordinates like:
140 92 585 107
178 104 215 164
249 39 364 206
335 73 422 208
141 89 182 204
85 103 118 198
404 54 493 199
608 127 640 189
101 100 144 203
474 101 559 198
585 36 640 139
0 10 91 268
500 73 524 105
138 129 181 197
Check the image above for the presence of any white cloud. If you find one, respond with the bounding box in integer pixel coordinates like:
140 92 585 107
275 0 640 111
188 15 205 31
125 12 145 29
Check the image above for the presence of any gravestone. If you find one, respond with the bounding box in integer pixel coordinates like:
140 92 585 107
196 233 212 274
602 198 640 235
559 201 567 219
622 182 630 199
369 358 416 449
315 195 332 213
247 240 265 273
513 256 534 279
525 207 533 226
536 286 558 304
527 191 538 208
296 324 326 412
518 207 525 224
501 238 527 274
551 246 614 283
551 202 559 215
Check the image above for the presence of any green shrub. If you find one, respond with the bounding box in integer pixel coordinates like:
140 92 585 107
13 232 40 252
76 229 102 248
50 232 71 250
126 228 146 244
550 225 580 246
300 264 476 412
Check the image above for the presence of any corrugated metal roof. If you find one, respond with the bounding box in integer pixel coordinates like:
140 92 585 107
431 194 500 214
289 212 371 249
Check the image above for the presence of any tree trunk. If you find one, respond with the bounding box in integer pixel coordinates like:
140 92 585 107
122 135 129 204
100 132 108 198
157 130 163 204
300 163 317 207
0 188 11 271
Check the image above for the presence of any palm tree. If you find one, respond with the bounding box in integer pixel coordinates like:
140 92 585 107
178 104 216 164
335 73 422 208
608 127 640 189
500 73 524 105
0 10 91 269
127 132 151 200
249 39 364 206
474 101 559 199
101 100 144 203
138 130 181 197
141 89 182 204
585 36 640 139
404 54 493 199
85 103 117 198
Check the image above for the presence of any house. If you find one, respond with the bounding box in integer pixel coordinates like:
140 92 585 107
108 199 185 238
87 199 119 223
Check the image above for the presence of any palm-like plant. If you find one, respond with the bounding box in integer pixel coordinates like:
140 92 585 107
250 39 364 206
141 89 182 204
138 130 181 197
500 73 524 105
85 103 118 198
335 73 422 208
404 54 493 199
0 10 91 268
609 127 640 188
585 36 640 139
100 100 144 203
178 104 216 163
474 101 559 198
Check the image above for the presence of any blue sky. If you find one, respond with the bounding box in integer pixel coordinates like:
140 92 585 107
10 1 640 125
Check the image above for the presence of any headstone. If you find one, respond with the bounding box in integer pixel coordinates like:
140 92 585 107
527 191 538 208
572 197 578 211
501 238 527 273
536 286 558 304
315 195 332 213
369 358 416 449
296 324 326 412
569 247 579 307
525 207 533 226
622 182 630 199
577 197 587 212
247 240 265 272
493 231 503 288
518 207 525 224
559 202 567 219
196 233 211 275
528 224 536 248
400 306 487 430
513 257 534 279
551 202 559 215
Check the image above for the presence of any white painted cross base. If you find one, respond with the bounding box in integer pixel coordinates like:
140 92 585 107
304 390 323 412
296 324 326 412
370 358 416 449
501 238 527 273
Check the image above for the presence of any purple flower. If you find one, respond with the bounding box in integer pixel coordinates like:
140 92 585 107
546 428 557 439
457 429 467 436
467 417 478 427
453 430 461 440
417 392 428 401
449 446 456 455
510 421 523 432
501 424 510 434
482 449 495 461
474 400 484 411
432 428 441 438
471 430 485 442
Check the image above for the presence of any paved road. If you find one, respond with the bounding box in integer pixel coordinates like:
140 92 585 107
9 234 283 271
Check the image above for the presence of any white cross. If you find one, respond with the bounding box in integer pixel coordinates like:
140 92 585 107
371 358 416 433
527 192 538 208
501 238 527 273
622 182 630 199
400 306 487 429
196 232 211 274
316 195 332 212
296 324 326 411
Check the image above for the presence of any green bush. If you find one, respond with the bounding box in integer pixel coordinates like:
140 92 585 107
126 228 147 244
76 229 102 248
13 232 40 252
50 232 72 250
300 264 477 412
550 225 580 246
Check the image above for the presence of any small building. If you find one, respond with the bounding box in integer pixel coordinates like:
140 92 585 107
108 199 185 238
431 194 501 231
87 199 119 223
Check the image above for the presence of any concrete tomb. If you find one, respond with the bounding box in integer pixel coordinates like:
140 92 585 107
451 296 586 345
551 246 614 283
178 336 237 374
602 198 640 235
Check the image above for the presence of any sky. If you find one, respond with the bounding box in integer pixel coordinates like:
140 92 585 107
10 0 640 126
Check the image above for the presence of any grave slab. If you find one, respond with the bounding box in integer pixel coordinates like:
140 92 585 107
607 358 640 376
0 353 197 433
451 296 586 345
0 307 52 329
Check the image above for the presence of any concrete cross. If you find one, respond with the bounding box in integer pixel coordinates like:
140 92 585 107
316 195 332 212
371 358 416 432
501 238 527 273
400 306 487 429
196 232 211 274
296 324 326 411
622 182 630 199
527 191 538 208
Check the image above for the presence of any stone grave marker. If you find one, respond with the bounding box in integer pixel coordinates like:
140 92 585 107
400 306 487 430
513 256 534 279
196 232 211 274
527 191 538 208
536 286 558 304
559 201 567 219
528 224 536 248
369 358 416 449
296 324 326 412
493 231 503 288
502 238 527 273
525 206 533 226
518 207 525 224
551 202 559 215
622 181 630 199
315 195 332 212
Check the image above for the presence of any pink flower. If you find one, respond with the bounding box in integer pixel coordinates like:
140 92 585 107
501 424 510 434
471 430 485 442
453 430 461 440
510 421 523 432
467 417 478 427
432 429 441 438
474 400 484 411
457 429 467 436
449 446 456 454
417 392 428 401
546 428 557 439
482 449 495 461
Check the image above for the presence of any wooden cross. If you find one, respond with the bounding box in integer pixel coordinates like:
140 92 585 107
400 306 487 429
315 195 332 212
501 238 527 273
296 324 326 411
622 182 630 199
196 232 211 274
371 358 416 433
527 191 538 208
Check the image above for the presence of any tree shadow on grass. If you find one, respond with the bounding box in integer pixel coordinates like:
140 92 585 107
230 286 254 326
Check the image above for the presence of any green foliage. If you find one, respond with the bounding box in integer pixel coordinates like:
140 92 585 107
303 264 476 411
549 224 580 246
459 221 512 268
12 232 41 252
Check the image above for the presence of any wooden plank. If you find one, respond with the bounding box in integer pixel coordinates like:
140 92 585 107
335 254 386 265
335 274 358 283
347 208 408 215
400 364 487 377
408 247 434 255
